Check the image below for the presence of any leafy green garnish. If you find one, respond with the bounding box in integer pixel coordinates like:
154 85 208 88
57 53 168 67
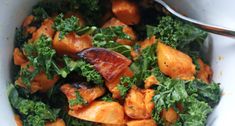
32 7 49 24
69 90 87 106
93 26 132 58
9 85 59 126
117 76 136 98
152 79 188 122
180 96 212 126
101 93 115 102
53 14 96 39
57 56 103 84
147 16 207 49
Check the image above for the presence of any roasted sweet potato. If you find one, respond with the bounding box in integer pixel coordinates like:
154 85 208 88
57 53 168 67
102 124 126 126
157 41 195 80
124 86 154 119
102 18 137 46
197 58 212 83
127 119 157 126
144 75 159 89
61 84 105 110
140 36 156 50
79 48 132 81
53 32 92 55
46 118 65 126
105 68 134 98
69 101 125 124
162 107 178 124
32 18 55 41
22 15 34 27
14 114 23 126
112 0 140 25
13 48 28 66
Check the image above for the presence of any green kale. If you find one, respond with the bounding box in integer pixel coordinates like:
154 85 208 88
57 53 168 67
62 113 95 126
23 35 57 76
93 26 132 58
147 16 207 50
152 79 188 122
57 56 104 84
186 79 221 107
180 96 212 126
117 76 136 98
32 7 49 24
69 90 87 106
53 14 97 39
14 28 30 48
8 85 59 126
130 43 157 87
68 0 102 24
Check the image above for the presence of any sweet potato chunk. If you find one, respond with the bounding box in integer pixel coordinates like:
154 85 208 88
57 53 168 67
112 0 140 25
102 124 126 126
69 101 125 124
13 48 28 66
105 68 134 98
144 75 159 89
53 32 92 55
79 48 132 81
32 18 55 41
14 115 23 126
124 86 154 119
197 58 212 83
162 107 178 124
60 84 105 110
127 119 157 126
64 11 86 26
22 15 34 27
46 118 65 126
140 36 156 50
103 18 137 46
157 41 195 80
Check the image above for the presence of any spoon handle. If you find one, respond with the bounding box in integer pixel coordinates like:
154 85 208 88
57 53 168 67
155 0 235 37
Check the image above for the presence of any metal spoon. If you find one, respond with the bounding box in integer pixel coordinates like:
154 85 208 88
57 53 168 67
155 0 235 37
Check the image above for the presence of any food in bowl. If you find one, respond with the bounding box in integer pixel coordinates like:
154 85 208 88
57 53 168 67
9 0 221 126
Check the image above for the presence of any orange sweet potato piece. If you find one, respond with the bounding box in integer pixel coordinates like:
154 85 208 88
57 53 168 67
69 101 125 124
162 107 178 124
105 68 133 99
140 36 156 50
22 15 34 27
103 18 137 46
102 124 126 126
157 41 195 80
46 118 65 126
197 58 213 83
13 48 28 66
127 119 157 126
144 75 159 89
112 0 140 25
124 86 154 119
79 48 132 82
32 18 55 41
60 84 105 110
53 32 92 55
14 115 23 126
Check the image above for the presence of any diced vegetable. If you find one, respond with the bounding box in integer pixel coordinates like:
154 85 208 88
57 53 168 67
13 48 28 66
162 107 178 124
14 115 23 126
79 48 131 81
22 15 34 27
140 36 156 50
197 58 212 83
127 119 157 126
112 0 140 25
157 41 195 80
53 32 92 55
144 75 159 89
69 101 125 124
45 118 65 126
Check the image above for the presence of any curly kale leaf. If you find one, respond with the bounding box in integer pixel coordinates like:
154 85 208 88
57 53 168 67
69 90 87 106
152 79 188 122
117 76 136 98
57 56 103 85
180 96 212 126
8 85 59 126
186 79 221 107
147 16 207 50
93 26 132 58
32 7 49 25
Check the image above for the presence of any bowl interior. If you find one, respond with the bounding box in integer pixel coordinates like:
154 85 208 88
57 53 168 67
1 1 235 126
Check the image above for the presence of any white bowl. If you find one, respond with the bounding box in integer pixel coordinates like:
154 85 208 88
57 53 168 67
0 0 235 126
